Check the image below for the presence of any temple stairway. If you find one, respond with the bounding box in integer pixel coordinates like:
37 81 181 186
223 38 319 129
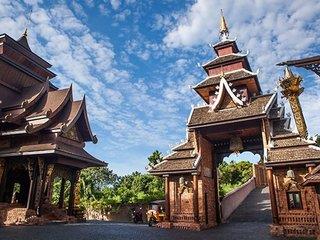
227 186 272 224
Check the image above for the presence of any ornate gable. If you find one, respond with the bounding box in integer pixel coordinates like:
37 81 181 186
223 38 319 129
62 125 81 142
210 76 243 111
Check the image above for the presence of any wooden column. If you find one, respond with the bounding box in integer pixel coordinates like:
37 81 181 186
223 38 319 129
0 159 6 202
306 163 316 173
164 175 170 221
35 158 46 214
266 167 279 224
68 177 76 215
261 119 270 163
68 170 80 215
192 173 199 222
27 159 36 209
58 178 66 208
0 159 5 187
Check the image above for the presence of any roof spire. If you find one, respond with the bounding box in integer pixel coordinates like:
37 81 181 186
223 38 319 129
219 9 229 41
17 28 31 51
23 28 28 38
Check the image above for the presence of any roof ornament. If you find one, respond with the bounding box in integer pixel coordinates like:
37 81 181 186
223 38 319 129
279 66 308 139
209 76 243 112
219 9 229 41
17 9 32 51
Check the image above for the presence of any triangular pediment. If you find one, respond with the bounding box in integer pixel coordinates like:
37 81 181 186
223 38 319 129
210 76 243 111
219 92 237 109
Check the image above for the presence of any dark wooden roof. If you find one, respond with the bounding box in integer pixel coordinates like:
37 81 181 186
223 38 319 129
267 127 320 165
0 142 105 167
202 53 246 68
302 164 320 186
148 158 197 174
277 55 320 67
268 145 320 163
194 69 257 89
0 32 103 168
277 55 320 77
188 94 274 128
212 39 239 55
149 131 199 174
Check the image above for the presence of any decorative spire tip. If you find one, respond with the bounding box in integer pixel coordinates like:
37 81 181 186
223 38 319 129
219 9 229 41
23 28 28 38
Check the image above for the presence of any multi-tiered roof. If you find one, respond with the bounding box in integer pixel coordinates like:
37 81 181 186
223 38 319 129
0 31 105 167
150 12 320 174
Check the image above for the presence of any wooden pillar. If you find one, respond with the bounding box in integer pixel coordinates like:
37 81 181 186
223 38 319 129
0 159 6 202
266 167 279 224
68 170 80 215
164 175 170 221
261 119 270 163
68 178 75 215
192 173 199 222
306 163 316 173
27 159 36 209
34 158 46 213
0 158 5 180
58 178 66 208
0 159 5 187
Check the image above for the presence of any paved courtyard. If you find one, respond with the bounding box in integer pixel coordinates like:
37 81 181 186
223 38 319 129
0 188 302 240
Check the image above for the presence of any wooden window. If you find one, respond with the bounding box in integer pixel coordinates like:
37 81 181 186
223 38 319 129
287 192 302 210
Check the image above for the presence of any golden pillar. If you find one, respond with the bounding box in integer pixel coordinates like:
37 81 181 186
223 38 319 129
279 66 308 139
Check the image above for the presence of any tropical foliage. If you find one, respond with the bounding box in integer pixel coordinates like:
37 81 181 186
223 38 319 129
147 150 163 167
51 151 253 212
78 170 164 212
218 160 253 197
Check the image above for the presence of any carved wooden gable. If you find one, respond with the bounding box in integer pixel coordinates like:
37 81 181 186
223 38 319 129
62 125 81 142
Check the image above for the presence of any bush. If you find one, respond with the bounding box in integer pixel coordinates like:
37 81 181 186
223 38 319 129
218 160 253 197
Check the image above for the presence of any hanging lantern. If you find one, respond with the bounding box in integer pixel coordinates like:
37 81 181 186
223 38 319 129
229 135 243 155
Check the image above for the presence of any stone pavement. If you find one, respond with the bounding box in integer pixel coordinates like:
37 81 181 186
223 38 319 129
0 187 301 240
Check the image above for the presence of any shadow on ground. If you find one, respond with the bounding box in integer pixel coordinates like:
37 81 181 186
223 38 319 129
0 187 311 240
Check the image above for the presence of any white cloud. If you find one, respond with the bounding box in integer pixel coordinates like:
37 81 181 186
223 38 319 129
110 0 121 10
163 0 320 135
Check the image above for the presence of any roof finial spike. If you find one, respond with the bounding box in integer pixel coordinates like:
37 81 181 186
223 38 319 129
284 66 294 79
219 9 229 41
23 28 28 38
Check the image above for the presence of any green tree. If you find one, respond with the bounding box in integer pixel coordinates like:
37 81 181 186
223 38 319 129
113 172 164 204
218 160 253 197
80 166 117 201
147 150 163 167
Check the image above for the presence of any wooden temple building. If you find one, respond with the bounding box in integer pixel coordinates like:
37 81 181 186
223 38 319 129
0 31 105 225
149 12 320 238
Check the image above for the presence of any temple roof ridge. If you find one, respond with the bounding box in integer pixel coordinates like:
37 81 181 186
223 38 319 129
193 68 257 89
202 52 248 67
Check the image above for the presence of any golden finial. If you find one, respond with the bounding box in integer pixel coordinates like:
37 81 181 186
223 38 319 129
284 66 294 79
279 66 308 139
279 66 303 97
219 9 229 40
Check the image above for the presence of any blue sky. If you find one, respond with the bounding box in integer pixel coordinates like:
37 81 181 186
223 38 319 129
1 0 319 175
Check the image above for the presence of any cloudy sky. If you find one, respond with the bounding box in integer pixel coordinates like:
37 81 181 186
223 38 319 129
1 0 319 175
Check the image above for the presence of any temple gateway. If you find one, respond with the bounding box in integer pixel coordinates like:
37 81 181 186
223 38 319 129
0 31 105 225
149 13 320 238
